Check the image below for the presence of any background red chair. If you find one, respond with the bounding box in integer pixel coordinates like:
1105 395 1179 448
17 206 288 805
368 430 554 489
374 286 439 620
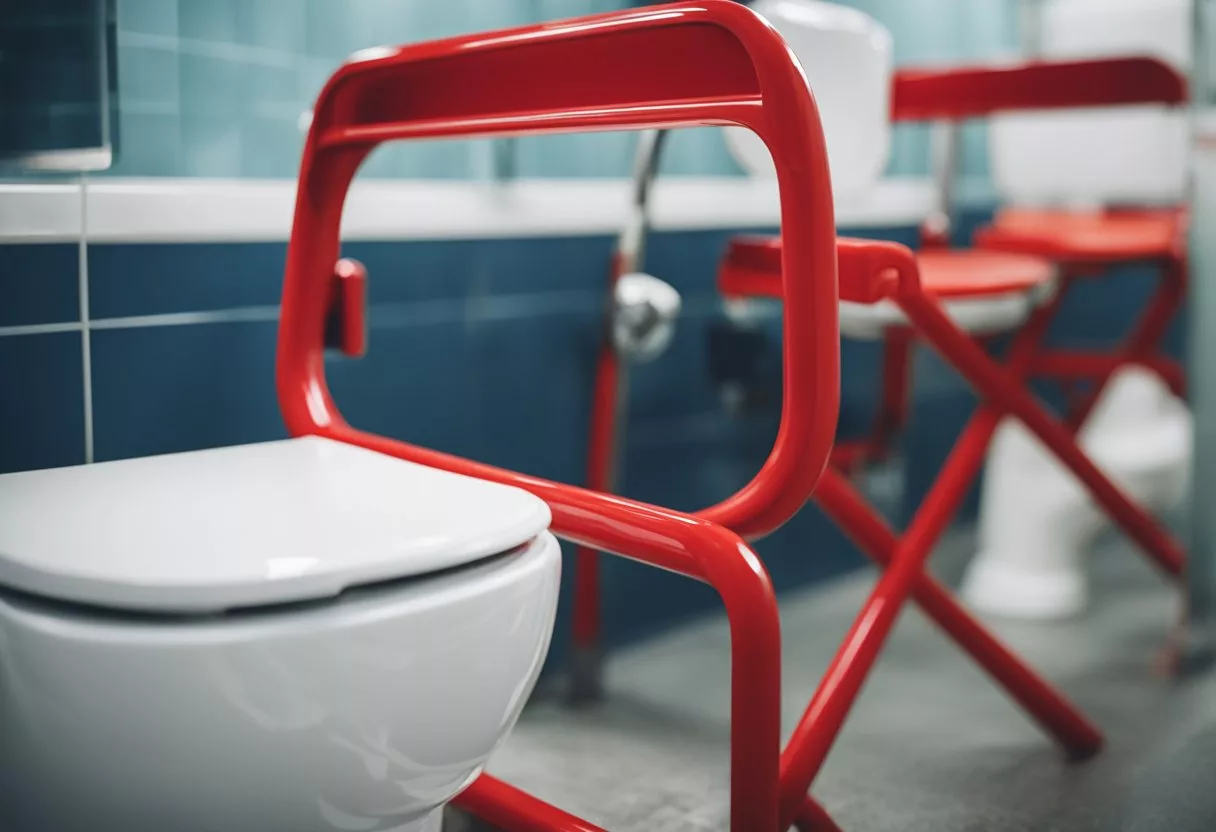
713 10 1188 823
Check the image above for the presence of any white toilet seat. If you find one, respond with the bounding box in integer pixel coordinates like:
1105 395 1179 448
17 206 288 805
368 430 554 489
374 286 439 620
0 436 550 614
0 437 561 832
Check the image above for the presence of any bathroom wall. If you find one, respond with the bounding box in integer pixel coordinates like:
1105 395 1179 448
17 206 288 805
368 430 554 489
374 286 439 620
0 0 1182 665
102 0 1016 184
0 191 929 659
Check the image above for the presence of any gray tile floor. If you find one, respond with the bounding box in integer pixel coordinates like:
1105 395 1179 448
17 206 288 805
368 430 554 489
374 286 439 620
461 531 1216 831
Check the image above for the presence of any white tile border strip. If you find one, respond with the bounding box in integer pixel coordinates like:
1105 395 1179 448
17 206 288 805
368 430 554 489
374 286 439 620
0 176 947 244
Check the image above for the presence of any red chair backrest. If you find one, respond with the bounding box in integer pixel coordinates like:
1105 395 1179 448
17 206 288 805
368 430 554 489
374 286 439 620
278 0 842 540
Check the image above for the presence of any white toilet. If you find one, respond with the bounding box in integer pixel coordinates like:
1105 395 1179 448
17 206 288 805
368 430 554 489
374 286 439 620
963 0 1192 619
963 368 1191 619
722 1 1051 339
0 436 560 831
723 0 894 204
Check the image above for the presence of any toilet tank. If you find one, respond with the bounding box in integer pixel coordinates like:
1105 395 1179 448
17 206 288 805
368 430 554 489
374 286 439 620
989 0 1191 206
724 0 893 202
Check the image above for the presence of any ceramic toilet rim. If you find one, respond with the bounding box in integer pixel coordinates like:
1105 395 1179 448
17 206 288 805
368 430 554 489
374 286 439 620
0 532 557 631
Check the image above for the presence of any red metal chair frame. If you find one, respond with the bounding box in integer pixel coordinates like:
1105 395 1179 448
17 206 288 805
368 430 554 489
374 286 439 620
717 58 1189 828
835 58 1189 468
277 3 848 829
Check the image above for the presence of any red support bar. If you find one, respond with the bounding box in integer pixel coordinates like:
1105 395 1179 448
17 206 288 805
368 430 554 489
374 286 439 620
813 469 1103 758
322 422 784 832
780 405 1021 827
327 258 367 358
276 5 837 829
897 290 1186 579
892 56 1187 123
572 343 620 651
794 794 846 832
455 776 608 832
281 0 842 544
1030 352 1186 400
873 327 914 456
1057 258 1187 430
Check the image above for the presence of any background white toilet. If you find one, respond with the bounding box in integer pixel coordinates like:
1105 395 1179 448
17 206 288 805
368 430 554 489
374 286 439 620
963 368 1191 619
0 436 560 831
722 0 1052 340
962 0 1193 620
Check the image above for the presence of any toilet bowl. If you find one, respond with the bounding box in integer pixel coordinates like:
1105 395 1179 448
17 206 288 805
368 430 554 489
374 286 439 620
722 0 893 203
962 367 1191 619
0 436 560 831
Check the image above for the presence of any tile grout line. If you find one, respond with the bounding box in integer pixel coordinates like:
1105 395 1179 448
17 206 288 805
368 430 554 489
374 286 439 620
0 287 648 338
79 176 94 464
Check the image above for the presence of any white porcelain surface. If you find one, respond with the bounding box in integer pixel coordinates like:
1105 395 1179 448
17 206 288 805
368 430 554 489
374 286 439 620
0 437 551 613
964 367 1190 619
724 0 893 201
990 0 1191 206
0 531 561 832
837 288 1047 340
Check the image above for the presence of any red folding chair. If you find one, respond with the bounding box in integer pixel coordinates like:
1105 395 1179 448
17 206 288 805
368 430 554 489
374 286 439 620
827 58 1189 472
900 61 1189 429
716 56 1188 825
277 2 854 828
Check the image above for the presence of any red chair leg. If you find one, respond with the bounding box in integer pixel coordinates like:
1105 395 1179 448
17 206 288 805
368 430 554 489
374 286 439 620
456 775 609 831
772 289 1103 828
570 341 624 699
795 796 845 832
873 326 914 455
815 467 1103 758
777 403 1024 827
1030 351 1186 400
898 291 1186 578
1059 257 1186 430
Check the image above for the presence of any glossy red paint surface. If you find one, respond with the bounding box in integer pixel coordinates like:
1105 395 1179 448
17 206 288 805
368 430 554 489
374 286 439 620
976 208 1186 263
277 2 842 829
456 776 608 832
891 56 1187 122
282 0 842 544
721 237 1055 302
714 56 1192 831
330 258 367 358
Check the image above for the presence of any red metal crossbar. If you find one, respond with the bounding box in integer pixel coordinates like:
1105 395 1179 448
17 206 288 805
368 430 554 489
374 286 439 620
894 57 1189 442
729 57 1189 829
285 0 842 542
890 57 1187 122
816 57 1191 471
277 2 846 829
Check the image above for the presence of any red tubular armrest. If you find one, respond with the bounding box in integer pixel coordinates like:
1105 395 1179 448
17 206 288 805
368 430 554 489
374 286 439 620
278 0 841 539
892 56 1188 122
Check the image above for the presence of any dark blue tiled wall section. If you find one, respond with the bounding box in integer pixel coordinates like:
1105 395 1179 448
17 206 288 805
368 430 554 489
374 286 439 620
0 218 1185 665
0 243 85 475
91 320 286 461
0 244 80 327
0 333 87 473
89 243 286 317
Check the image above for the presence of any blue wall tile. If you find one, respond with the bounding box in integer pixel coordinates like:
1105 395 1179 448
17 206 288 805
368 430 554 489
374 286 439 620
328 302 601 482
0 333 86 473
339 235 616 305
104 0 1022 180
89 242 286 318
1 209 1187 658
90 320 286 461
0 244 79 327
118 0 178 36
